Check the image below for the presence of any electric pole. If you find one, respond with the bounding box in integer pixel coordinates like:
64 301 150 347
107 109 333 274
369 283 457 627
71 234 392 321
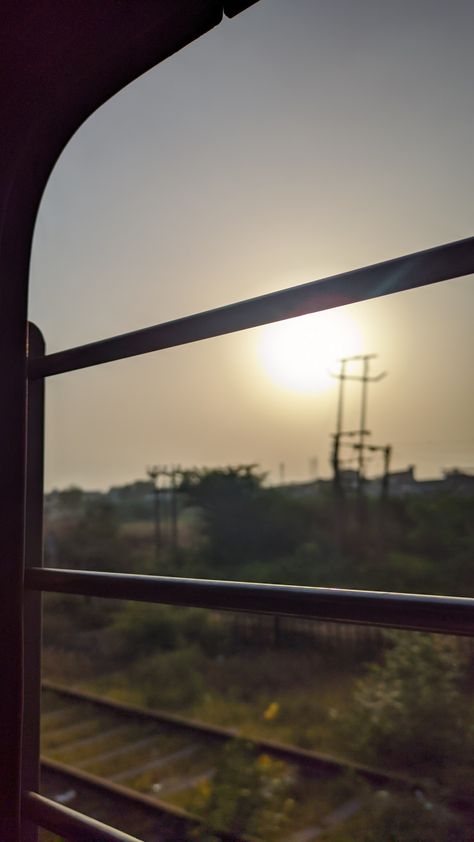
165 465 182 558
356 355 385 493
361 443 392 499
146 465 162 561
382 445 391 499
309 457 318 481
331 354 386 494
331 357 347 495
279 462 285 485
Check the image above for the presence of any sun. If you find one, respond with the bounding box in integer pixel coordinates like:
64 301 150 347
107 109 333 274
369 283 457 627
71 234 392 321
258 309 363 394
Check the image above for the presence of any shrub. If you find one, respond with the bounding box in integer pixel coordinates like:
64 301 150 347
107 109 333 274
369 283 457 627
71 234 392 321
190 739 293 840
132 647 206 710
343 632 471 775
358 790 470 842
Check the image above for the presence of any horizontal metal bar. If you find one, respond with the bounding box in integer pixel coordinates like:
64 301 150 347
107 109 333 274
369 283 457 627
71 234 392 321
22 791 142 842
25 568 474 636
28 237 474 378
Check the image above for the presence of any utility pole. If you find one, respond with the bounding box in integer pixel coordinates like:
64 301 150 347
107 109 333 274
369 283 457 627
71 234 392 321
335 359 347 438
331 355 386 495
279 462 285 485
357 356 369 489
355 356 386 493
167 465 181 558
354 443 392 500
331 357 347 495
331 432 342 494
146 465 162 561
382 445 392 500
157 465 183 559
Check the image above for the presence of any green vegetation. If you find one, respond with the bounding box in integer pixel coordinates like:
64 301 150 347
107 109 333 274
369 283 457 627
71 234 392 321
189 739 294 841
42 471 474 840
46 470 474 595
326 789 470 842
343 632 473 778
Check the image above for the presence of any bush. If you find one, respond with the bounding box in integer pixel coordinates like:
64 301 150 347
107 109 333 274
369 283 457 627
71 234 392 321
356 790 470 842
190 739 293 840
112 604 182 657
112 604 234 660
343 632 471 776
132 647 206 710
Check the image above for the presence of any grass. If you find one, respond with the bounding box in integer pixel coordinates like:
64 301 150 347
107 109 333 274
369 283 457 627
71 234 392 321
120 508 202 550
67 646 363 758
42 713 110 753
88 731 188 780
40 646 473 842
130 740 219 797
281 771 368 836
187 651 359 751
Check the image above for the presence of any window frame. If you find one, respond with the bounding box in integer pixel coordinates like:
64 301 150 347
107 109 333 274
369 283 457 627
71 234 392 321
1 4 473 840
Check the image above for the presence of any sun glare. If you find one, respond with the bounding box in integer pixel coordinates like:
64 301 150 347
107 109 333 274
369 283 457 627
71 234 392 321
259 310 363 394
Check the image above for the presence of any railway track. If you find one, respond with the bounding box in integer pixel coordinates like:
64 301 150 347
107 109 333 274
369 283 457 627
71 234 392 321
40 681 471 841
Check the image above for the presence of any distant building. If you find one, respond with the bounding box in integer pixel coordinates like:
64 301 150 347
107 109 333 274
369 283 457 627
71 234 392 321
442 468 474 494
276 464 474 499
276 480 319 498
369 465 474 497
383 465 418 496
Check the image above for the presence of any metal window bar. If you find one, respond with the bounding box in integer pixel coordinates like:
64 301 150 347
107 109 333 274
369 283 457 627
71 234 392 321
24 567 474 637
22 325 45 842
22 237 474 842
23 793 142 842
28 236 474 380
1 6 259 838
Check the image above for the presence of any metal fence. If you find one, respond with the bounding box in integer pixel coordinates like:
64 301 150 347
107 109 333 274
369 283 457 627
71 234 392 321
227 612 474 654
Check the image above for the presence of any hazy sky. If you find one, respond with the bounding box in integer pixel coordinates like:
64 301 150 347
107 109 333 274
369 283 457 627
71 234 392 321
29 0 474 490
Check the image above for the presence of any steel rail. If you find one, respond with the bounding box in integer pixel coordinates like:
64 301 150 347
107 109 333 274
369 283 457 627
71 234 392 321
37 759 254 842
42 680 421 790
28 237 474 379
41 758 205 825
43 679 238 741
26 568 474 636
